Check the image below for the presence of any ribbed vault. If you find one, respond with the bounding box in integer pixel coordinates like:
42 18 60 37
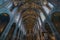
22 9 38 31
0 0 60 40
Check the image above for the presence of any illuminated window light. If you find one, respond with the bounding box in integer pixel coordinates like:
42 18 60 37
42 6 50 15
40 12 46 22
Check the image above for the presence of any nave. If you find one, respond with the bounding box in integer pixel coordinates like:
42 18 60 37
0 0 60 40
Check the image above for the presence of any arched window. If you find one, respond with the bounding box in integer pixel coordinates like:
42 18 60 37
51 12 60 34
0 13 10 35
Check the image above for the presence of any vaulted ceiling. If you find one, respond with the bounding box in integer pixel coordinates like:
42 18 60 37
12 0 60 32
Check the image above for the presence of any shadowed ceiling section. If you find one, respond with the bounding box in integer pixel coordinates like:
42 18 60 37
0 13 10 35
51 12 60 34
